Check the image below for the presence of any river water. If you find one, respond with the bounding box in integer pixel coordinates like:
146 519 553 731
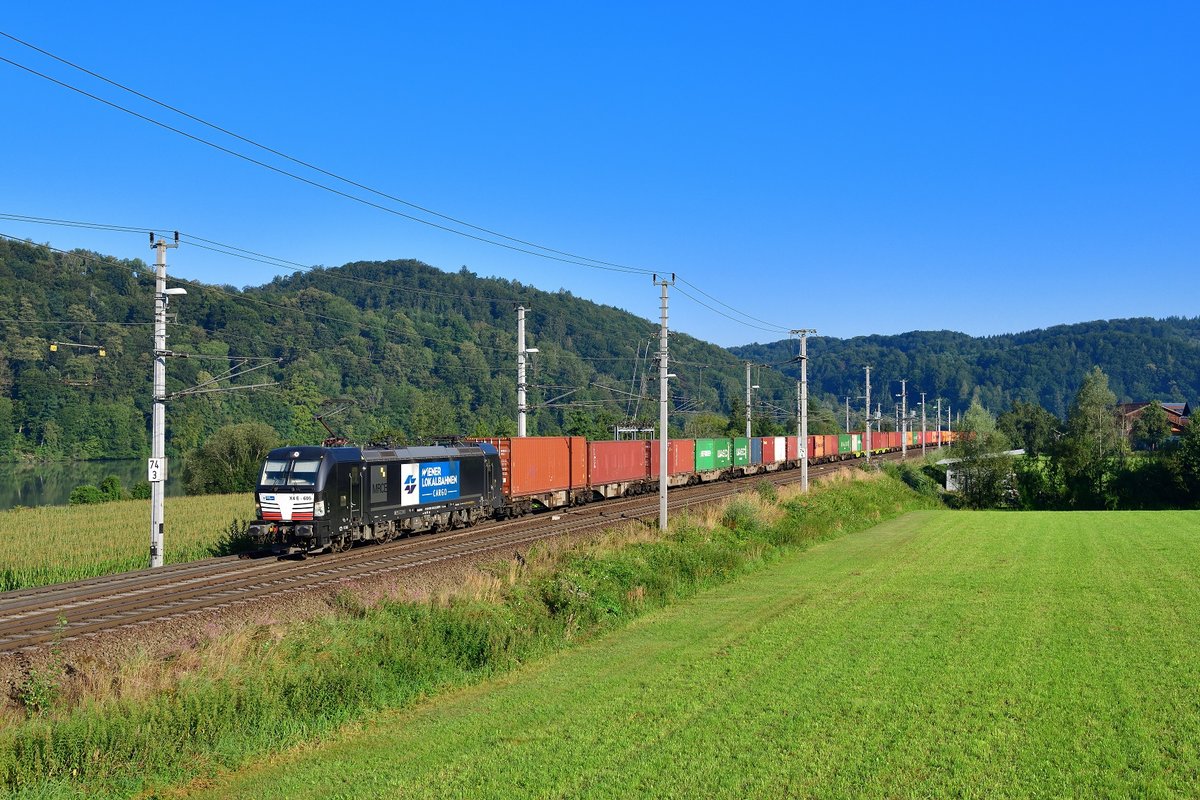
0 460 185 510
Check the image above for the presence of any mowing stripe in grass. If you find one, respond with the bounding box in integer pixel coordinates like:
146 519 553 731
190 510 1200 799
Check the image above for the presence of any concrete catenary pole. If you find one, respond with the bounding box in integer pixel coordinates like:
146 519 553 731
899 379 907 459
149 232 178 569
745 361 753 439
656 275 673 531
791 329 816 492
517 306 531 437
864 366 872 465
920 392 927 456
937 398 943 448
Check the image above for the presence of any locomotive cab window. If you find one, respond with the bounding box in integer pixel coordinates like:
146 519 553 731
260 457 323 487
289 459 321 486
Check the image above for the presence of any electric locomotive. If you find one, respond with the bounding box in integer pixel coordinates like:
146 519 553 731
248 441 503 556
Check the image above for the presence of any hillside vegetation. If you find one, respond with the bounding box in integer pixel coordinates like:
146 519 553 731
0 238 817 463
733 318 1200 419
4 237 1197 465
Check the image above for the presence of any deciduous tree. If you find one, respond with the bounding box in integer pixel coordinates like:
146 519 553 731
997 400 1059 457
950 401 1013 509
1053 367 1128 508
1130 400 1172 451
183 423 279 494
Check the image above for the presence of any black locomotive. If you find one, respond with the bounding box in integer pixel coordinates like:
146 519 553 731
248 441 503 556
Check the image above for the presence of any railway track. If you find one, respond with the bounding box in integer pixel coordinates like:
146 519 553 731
0 451 921 654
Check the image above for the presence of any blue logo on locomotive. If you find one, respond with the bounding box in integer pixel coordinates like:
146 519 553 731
401 461 461 506
418 461 460 501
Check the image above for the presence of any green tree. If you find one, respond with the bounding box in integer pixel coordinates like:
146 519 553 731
183 422 279 495
684 412 733 439
1175 420 1200 506
98 475 124 501
1130 401 1172 451
949 401 1013 509
1053 367 1128 508
0 397 14 457
69 484 105 505
997 400 1060 457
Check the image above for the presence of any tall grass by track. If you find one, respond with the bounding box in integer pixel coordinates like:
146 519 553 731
0 494 254 591
0 470 932 799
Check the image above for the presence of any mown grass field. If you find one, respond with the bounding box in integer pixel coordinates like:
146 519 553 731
0 494 255 590
189 510 1200 799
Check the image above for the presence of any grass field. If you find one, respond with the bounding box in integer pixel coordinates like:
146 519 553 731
186 510 1200 799
0 494 255 590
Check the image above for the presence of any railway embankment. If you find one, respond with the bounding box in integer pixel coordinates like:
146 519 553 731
0 470 939 798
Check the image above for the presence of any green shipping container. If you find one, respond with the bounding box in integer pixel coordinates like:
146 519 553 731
715 438 733 468
733 437 750 466
838 434 852 454
695 438 716 471
851 434 863 452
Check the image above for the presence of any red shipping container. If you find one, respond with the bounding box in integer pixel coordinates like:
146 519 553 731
468 436 586 498
649 439 695 477
589 440 651 486
762 437 777 464
787 436 800 460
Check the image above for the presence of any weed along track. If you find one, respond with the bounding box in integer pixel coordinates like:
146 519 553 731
0 455 898 655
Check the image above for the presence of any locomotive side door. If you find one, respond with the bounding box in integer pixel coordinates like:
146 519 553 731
349 466 363 525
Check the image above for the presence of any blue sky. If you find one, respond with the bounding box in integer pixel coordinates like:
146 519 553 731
1 3 1196 347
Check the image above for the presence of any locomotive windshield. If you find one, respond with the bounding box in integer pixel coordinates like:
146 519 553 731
260 457 322 488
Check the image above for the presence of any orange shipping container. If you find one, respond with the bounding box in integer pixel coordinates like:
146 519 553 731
822 435 839 457
649 439 696 477
589 440 651 485
468 436 587 498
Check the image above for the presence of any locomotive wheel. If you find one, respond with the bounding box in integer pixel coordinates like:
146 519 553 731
329 534 350 553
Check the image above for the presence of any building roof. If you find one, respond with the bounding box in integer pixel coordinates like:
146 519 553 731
1118 401 1191 418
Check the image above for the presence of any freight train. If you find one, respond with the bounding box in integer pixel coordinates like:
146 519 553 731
248 430 956 556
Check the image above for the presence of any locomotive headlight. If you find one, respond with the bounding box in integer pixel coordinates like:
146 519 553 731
314 501 325 517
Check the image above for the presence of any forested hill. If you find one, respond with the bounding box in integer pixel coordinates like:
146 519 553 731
0 238 810 462
731 319 1200 419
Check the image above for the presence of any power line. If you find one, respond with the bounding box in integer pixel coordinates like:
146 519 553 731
673 283 790 334
0 29 661 277
0 35 804 337
0 212 606 321
676 276 790 332
1 233 527 357
0 49 653 277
